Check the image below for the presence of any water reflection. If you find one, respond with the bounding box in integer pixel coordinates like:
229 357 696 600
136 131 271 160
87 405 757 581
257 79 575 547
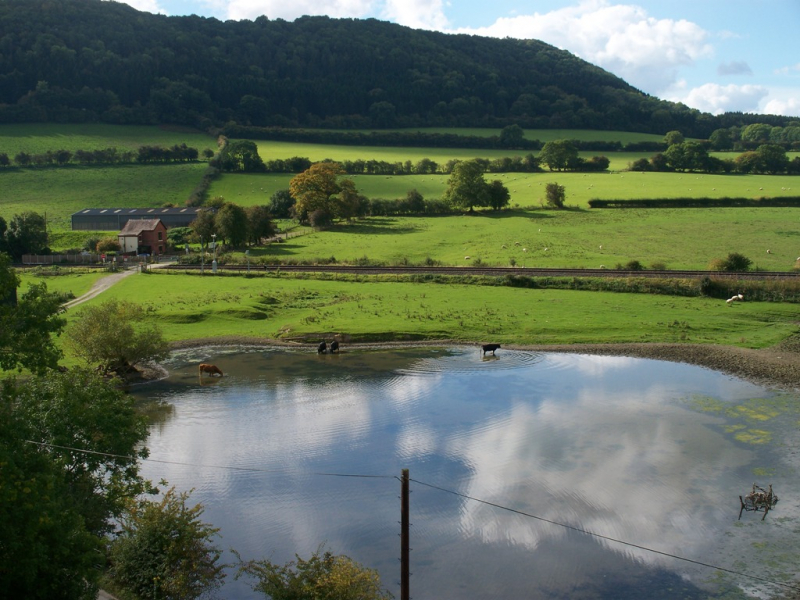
132 347 799 600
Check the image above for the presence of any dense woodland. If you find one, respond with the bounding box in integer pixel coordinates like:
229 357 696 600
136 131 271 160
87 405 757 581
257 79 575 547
1 0 796 136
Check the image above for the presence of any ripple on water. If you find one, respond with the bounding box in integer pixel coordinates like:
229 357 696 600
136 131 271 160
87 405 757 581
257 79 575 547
398 347 545 375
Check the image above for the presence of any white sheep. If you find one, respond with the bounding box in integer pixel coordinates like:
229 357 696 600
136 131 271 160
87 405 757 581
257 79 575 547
544 247 548 251
767 249 771 254
514 242 520 246
464 256 470 260
522 248 527 252
501 244 507 249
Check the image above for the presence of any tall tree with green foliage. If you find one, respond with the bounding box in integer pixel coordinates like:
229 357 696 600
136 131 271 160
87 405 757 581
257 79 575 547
0 253 65 374
539 140 579 171
443 159 490 212
246 205 275 245
65 299 169 374
216 202 249 247
11 369 150 536
4 211 49 260
109 487 225 600
237 547 392 600
0 380 103 600
220 140 265 172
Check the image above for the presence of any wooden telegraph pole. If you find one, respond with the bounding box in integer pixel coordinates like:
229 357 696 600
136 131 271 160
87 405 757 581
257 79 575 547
401 468 410 600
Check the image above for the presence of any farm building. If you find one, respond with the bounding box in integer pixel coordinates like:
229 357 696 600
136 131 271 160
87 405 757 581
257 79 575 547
71 207 207 231
118 219 168 255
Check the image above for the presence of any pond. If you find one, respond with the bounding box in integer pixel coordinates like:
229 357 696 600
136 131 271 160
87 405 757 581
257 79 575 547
132 347 800 600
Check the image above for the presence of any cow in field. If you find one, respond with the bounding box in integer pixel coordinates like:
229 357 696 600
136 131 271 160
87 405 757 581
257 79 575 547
318 341 327 354
330 340 339 353
481 344 501 356
199 363 223 377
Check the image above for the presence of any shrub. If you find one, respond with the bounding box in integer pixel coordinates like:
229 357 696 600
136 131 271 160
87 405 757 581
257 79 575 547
650 261 667 270
545 182 565 208
308 209 333 229
718 252 752 272
96 237 121 253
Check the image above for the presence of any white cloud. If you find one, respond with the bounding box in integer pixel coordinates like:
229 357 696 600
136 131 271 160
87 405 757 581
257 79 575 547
762 96 800 118
382 0 448 30
668 83 768 115
775 63 800 76
453 0 712 96
223 0 376 21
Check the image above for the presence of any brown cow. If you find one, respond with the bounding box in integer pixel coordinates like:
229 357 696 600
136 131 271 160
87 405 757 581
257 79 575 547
199 363 223 377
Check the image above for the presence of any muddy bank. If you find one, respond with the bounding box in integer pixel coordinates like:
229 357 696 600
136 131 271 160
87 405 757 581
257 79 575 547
169 335 800 391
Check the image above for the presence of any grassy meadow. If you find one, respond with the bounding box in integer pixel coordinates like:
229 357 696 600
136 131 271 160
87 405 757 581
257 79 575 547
0 162 208 239
245 208 800 271
54 270 799 351
210 170 798 209
0 123 216 156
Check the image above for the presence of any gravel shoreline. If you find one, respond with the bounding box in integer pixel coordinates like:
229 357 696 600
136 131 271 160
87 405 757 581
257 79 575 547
170 335 800 391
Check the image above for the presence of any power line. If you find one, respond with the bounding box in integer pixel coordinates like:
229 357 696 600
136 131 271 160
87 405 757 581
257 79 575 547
25 440 798 593
23 440 395 480
411 477 800 594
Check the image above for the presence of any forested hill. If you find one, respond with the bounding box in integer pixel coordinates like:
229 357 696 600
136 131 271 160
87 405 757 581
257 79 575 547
0 0 790 135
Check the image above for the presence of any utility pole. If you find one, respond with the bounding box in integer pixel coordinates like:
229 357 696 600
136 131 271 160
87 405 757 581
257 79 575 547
401 468 410 600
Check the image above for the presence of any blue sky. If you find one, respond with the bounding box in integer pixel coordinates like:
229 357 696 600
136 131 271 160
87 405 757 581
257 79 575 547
114 0 800 117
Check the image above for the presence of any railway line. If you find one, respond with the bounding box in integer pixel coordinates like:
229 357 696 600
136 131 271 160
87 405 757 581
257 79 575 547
162 264 799 280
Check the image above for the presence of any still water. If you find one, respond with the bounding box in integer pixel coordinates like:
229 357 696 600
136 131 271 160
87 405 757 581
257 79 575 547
132 347 800 600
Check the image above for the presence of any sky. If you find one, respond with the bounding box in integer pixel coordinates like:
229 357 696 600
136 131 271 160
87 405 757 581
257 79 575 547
112 0 800 117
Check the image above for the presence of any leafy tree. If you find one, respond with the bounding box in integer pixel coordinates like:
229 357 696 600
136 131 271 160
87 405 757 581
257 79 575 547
65 299 169 374
237 546 392 600
664 141 710 172
246 205 275 245
269 189 295 219
216 202 249 247
487 179 511 210
109 488 225 600
0 254 65 374
0 381 102 600
404 189 425 213
545 182 566 208
741 123 772 143
755 144 788 174
220 140 265 172
664 130 685 146
539 140 579 171
709 128 733 150
336 179 369 221
4 211 49 260
11 369 150 536
190 208 217 251
442 159 489 211
734 151 761 174
290 162 347 220
499 124 525 147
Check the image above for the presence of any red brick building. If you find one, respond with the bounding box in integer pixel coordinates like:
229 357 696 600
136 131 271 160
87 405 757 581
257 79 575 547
118 219 168 255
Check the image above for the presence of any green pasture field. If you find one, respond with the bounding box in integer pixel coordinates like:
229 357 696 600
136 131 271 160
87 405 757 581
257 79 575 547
210 170 799 209
17 267 108 299
59 270 799 350
0 163 208 232
243 208 800 271
0 123 215 156
302 127 670 143
253 140 653 169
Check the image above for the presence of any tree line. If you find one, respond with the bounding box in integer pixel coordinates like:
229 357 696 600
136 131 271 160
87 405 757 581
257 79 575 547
631 132 800 175
2 0 798 135
0 143 206 168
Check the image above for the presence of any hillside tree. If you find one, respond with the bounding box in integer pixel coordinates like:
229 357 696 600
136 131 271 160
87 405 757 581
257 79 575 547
65 299 169 374
539 140 579 171
442 159 490 211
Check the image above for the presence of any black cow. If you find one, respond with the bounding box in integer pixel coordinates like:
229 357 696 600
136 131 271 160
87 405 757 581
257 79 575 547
318 341 327 354
481 343 501 356
330 340 340 353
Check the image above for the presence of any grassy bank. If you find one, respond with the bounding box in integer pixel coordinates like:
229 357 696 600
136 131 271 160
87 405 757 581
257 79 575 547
59 270 799 350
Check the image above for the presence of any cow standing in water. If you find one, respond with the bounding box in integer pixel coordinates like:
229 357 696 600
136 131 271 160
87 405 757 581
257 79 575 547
318 341 327 354
330 340 339 353
481 344 501 356
199 363 223 377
